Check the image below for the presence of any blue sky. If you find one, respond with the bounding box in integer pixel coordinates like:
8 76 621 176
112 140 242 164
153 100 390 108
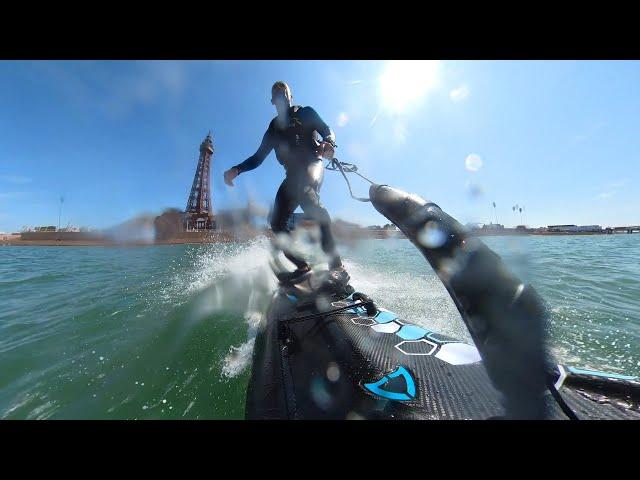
0 60 638 233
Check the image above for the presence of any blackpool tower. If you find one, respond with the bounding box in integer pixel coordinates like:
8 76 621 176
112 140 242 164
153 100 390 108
184 132 215 230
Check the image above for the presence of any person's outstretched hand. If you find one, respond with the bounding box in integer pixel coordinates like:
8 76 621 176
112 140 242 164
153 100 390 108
315 141 335 160
224 167 239 187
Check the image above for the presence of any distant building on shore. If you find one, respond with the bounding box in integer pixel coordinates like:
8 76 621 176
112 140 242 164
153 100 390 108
467 223 534 236
480 223 505 231
366 224 398 231
548 224 602 233
274 214 403 239
28 225 84 233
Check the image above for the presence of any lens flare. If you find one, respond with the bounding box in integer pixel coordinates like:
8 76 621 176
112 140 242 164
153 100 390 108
378 60 441 114
337 112 349 127
465 154 483 172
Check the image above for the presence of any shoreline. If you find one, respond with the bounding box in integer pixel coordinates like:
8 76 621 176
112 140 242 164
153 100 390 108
2 230 636 247
472 231 621 237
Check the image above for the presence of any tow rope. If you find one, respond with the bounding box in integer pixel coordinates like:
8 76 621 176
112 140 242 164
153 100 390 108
326 157 374 203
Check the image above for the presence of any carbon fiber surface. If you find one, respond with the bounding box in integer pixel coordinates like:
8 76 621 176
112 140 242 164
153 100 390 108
245 291 640 420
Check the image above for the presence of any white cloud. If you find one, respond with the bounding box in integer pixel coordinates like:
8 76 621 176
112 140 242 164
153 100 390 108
450 85 470 102
102 61 188 118
0 175 31 184
607 179 629 189
595 179 628 200
0 192 28 200
37 61 190 119
597 191 616 199
571 121 608 145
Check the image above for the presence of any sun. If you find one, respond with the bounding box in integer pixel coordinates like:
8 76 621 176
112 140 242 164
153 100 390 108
378 60 442 114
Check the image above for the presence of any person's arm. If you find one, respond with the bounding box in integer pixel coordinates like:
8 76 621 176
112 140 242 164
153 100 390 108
307 107 336 147
306 106 336 146
234 128 274 174
306 107 336 159
224 127 273 186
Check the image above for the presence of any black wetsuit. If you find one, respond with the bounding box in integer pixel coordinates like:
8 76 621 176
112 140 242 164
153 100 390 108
233 105 342 270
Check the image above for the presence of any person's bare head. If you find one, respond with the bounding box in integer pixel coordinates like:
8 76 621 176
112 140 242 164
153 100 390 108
271 81 293 115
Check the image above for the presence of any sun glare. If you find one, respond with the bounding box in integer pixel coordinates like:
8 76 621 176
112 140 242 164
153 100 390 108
378 60 441 114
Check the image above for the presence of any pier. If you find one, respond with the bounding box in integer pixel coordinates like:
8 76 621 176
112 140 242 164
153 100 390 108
611 226 640 234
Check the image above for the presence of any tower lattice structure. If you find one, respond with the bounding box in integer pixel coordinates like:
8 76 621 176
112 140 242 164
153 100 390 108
184 132 215 231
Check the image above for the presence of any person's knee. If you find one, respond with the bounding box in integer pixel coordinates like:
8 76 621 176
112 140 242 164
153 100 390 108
310 210 332 226
271 219 287 233
315 207 332 226
270 211 288 232
302 201 331 225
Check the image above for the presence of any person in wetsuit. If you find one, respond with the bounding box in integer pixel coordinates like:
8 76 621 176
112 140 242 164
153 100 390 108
223 81 349 285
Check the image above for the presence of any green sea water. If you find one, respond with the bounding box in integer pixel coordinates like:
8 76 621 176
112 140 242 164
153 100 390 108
1 234 639 419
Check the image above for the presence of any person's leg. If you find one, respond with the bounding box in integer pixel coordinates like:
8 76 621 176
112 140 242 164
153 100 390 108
271 178 309 271
297 161 343 270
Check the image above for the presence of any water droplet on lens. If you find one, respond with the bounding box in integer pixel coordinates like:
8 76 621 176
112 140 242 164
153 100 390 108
417 221 447 248
326 362 340 382
465 154 483 172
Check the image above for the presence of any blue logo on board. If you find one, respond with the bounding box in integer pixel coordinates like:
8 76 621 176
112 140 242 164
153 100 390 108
363 366 417 401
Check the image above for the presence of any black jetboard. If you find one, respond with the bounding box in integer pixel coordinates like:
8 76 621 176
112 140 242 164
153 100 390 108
245 269 640 420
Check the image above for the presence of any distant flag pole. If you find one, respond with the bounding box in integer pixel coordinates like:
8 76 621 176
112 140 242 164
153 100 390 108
58 196 64 231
